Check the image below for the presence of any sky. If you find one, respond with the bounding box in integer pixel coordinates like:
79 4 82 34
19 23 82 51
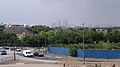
0 0 120 27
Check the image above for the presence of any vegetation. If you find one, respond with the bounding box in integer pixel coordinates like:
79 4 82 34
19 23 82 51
70 46 77 57
0 25 120 50
0 25 119 57
28 25 52 34
0 25 19 46
22 26 120 50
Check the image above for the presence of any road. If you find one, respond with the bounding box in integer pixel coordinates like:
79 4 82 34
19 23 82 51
0 50 14 62
0 50 63 63
16 52 62 61
0 64 60 67
16 52 62 63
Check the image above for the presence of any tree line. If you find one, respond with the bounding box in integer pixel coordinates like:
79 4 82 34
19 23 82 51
23 25 120 49
0 25 19 46
0 25 120 49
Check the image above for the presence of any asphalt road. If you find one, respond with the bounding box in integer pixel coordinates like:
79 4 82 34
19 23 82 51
0 49 63 63
0 50 14 63
0 54 13 60
33 56 62 61
16 52 62 61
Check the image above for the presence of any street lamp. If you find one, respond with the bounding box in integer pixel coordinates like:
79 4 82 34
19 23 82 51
13 25 16 60
82 23 85 64
45 37 46 47
22 32 25 50
38 40 40 52
67 37 69 45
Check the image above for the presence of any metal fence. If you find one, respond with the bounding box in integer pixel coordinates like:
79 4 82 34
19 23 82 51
77 49 120 58
48 47 120 58
48 47 70 56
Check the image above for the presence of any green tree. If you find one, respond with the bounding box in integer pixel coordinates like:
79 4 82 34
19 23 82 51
30 25 52 34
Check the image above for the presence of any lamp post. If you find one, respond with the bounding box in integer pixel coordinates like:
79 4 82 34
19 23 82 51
82 23 85 64
45 37 46 47
38 40 40 52
67 37 69 45
22 32 25 50
13 25 16 60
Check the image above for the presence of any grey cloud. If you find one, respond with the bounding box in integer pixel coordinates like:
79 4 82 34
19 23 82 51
0 0 119 26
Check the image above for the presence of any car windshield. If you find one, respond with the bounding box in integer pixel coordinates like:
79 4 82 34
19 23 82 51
0 48 6 51
17 48 21 49
26 52 32 54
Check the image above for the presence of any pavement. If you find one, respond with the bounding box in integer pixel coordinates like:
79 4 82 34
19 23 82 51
0 64 60 67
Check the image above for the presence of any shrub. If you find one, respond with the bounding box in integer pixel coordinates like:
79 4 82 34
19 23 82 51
70 46 77 57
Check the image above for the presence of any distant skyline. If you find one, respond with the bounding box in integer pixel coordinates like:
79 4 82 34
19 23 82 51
0 0 120 27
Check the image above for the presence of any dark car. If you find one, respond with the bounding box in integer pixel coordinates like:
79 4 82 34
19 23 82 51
0 47 7 55
33 52 44 57
2 46 9 50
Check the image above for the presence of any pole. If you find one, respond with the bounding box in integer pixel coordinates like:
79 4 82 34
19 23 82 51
22 32 25 50
38 40 40 52
68 37 69 45
82 23 85 64
13 25 16 60
45 37 46 47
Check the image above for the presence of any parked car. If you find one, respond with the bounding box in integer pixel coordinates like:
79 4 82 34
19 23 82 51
33 52 44 57
16 48 22 51
22 50 33 57
0 47 7 55
2 46 9 50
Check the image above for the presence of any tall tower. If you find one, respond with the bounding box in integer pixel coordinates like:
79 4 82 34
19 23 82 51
62 20 68 27
57 20 61 27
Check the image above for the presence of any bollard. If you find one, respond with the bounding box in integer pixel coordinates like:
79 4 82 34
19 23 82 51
95 64 98 67
63 63 65 67
112 64 115 67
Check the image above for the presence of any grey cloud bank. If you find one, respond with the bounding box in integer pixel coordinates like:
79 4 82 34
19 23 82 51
0 0 120 26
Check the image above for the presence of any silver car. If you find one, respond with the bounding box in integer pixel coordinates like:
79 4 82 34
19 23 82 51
0 47 7 55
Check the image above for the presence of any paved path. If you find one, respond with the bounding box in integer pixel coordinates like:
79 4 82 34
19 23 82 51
0 64 60 67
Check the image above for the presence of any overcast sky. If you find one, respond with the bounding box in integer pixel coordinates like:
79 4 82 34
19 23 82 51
0 0 120 26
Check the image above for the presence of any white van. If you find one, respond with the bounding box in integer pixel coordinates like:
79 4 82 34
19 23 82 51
22 50 33 57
